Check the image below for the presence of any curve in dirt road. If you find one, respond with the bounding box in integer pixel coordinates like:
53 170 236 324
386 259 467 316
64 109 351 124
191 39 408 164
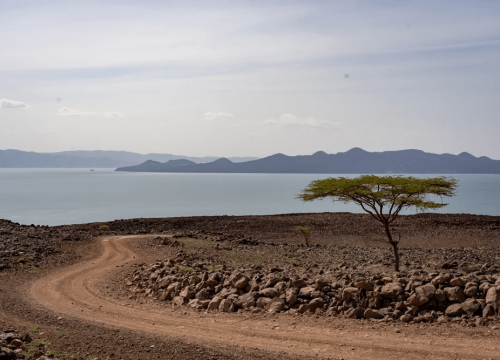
30 236 499 360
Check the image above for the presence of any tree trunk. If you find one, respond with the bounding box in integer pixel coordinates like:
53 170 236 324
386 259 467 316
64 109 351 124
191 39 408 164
384 224 400 272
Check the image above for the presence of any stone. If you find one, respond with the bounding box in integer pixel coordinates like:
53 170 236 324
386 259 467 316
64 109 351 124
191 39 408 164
189 275 202 285
285 289 298 306
207 296 222 311
268 298 285 313
486 286 500 310
298 304 310 314
355 278 374 290
292 279 307 288
179 286 195 300
364 308 382 319
157 277 172 289
299 286 316 298
229 272 249 290
400 314 413 323
445 303 465 317
434 288 446 302
256 297 273 309
347 307 364 319
450 277 465 287
315 278 329 289
436 315 450 323
461 299 481 317
432 273 452 286
380 283 403 299
308 298 325 312
444 287 466 303
195 288 211 301
408 284 436 306
483 304 496 317
260 288 279 299
189 299 210 309
172 296 185 306
9 339 22 348
464 283 478 297
479 282 492 294
342 287 358 301
274 281 287 293
239 293 257 309
219 299 232 312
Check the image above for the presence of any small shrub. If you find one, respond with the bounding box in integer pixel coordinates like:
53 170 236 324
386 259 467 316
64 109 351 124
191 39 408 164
28 326 41 333
46 349 59 356
178 266 194 273
99 225 109 231
29 269 40 274
0 272 7 276
207 264 222 271
339 244 347 249
295 226 311 246
56 332 69 338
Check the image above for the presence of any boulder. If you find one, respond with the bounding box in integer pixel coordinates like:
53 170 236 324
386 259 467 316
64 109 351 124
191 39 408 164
380 283 403 299
189 275 202 285
483 304 496 317
308 298 325 312
256 297 273 309
444 287 466 303
219 299 232 312
315 278 329 290
445 303 465 317
172 296 185 307
207 296 222 311
195 288 211 301
461 299 481 317
434 288 446 302
268 298 285 313
355 278 374 290
239 293 257 309
347 307 364 319
299 286 316 298
229 272 249 290
486 286 500 310
464 283 478 297
260 288 279 299
450 277 465 287
179 286 195 300
342 287 358 302
408 284 436 306
432 273 452 286
400 314 413 323
285 289 298 306
364 308 382 319
292 279 307 288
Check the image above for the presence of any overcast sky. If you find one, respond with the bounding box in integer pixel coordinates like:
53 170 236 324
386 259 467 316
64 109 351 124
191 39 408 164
1 0 500 158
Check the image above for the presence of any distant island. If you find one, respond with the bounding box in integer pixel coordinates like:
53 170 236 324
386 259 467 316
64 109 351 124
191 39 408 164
115 148 500 174
0 149 258 168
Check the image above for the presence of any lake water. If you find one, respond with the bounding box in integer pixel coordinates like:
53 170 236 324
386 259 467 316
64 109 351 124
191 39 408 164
0 169 499 226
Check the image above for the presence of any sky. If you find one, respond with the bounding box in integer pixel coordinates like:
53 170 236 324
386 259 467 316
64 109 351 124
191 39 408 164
1 0 500 158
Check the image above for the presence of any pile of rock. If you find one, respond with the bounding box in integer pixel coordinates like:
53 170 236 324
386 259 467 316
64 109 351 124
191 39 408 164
126 251 500 326
0 329 48 360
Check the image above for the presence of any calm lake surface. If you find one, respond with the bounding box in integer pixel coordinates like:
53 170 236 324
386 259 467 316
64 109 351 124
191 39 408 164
0 169 499 226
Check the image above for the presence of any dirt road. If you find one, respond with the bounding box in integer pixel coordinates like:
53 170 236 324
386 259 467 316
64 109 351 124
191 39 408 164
30 236 500 360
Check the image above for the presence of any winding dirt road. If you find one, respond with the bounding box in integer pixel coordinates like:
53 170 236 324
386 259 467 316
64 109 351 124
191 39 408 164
30 236 500 360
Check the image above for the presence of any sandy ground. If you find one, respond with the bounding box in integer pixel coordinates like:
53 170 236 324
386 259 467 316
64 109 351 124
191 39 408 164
27 235 500 360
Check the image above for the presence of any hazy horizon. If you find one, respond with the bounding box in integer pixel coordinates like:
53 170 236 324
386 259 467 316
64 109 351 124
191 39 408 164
2 1 500 158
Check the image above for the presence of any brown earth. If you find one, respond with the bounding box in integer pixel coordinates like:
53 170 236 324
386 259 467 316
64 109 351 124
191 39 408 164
1 213 500 359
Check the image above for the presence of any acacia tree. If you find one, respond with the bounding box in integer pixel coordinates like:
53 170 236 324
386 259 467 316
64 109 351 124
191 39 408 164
298 175 457 271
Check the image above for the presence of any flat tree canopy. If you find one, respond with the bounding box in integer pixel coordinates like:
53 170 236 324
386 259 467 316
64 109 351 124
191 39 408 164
298 175 457 271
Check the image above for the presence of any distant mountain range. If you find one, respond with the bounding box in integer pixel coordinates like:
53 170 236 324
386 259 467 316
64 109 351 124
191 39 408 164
115 148 500 174
0 150 258 168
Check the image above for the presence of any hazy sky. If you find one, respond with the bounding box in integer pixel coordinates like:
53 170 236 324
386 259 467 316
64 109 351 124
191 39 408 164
1 0 500 158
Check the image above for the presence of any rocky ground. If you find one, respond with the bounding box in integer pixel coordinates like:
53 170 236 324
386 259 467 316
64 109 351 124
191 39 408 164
1 212 500 359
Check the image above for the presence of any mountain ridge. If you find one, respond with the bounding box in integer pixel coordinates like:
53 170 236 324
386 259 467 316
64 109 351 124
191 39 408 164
115 148 500 174
0 149 258 168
